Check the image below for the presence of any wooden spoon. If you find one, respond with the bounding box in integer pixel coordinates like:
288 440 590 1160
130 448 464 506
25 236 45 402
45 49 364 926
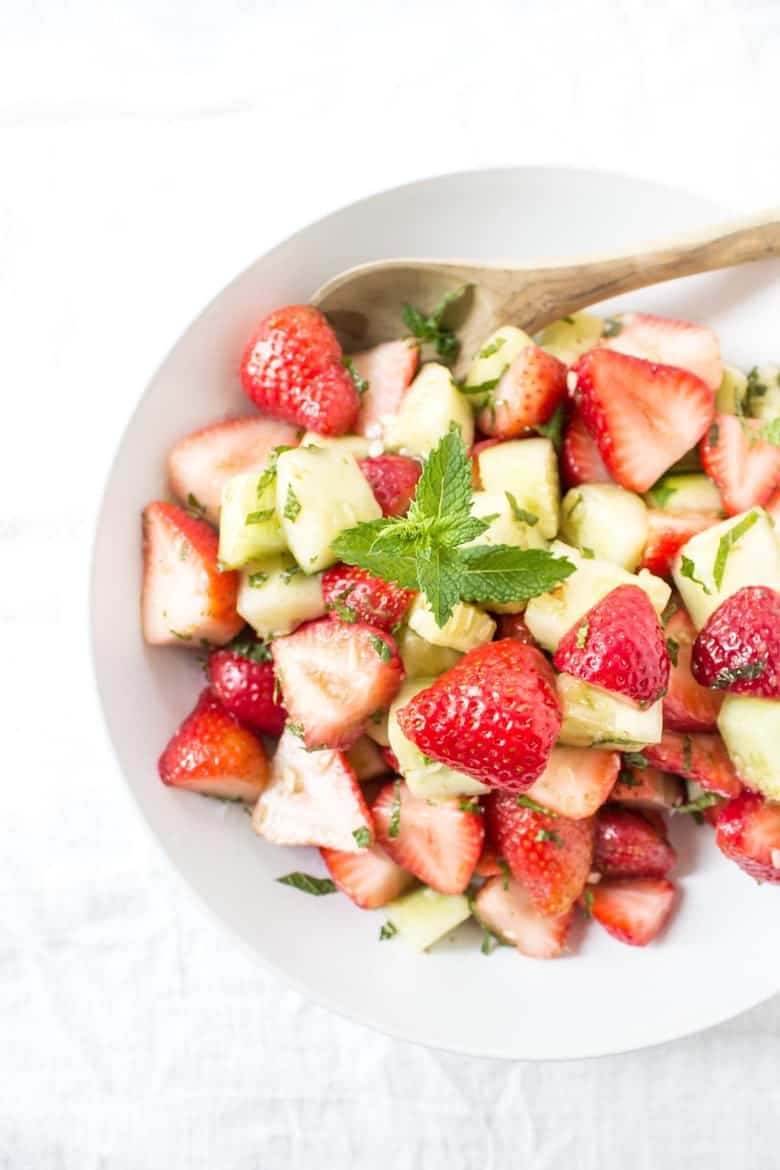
312 209 780 375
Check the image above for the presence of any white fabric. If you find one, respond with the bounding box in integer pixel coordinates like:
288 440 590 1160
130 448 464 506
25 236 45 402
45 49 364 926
2 0 780 1165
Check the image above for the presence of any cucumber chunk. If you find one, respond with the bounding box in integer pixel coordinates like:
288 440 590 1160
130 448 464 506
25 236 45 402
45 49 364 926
407 595 496 653
236 553 325 639
396 626 462 680
644 473 723 516
535 312 604 365
301 432 373 459
385 363 474 455
463 325 532 402
384 887 472 951
745 363 780 422
718 694 780 799
561 484 648 570
477 437 561 539
557 674 663 749
363 708 390 747
388 678 489 799
218 470 286 570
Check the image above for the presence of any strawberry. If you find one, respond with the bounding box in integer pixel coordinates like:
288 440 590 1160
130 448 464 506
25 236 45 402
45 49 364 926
715 791 780 884
271 618 403 750
380 745 401 773
553 585 670 706
372 781 484 895
524 746 620 820
561 410 612 488
602 312 722 390
252 728 372 850
240 304 360 435
206 634 287 736
485 792 594 915
474 845 503 878
583 877 677 946
158 688 269 801
610 765 684 810
700 413 780 515
691 586 780 697
141 501 242 646
767 488 780 522
396 641 561 793
345 736 390 782
321 564 415 631
321 843 415 909
351 340 419 438
470 438 501 488
476 344 567 439
571 349 714 493
663 607 723 730
358 454 421 516
594 805 676 878
644 731 743 797
167 416 299 523
474 875 573 959
640 509 718 578
494 612 537 645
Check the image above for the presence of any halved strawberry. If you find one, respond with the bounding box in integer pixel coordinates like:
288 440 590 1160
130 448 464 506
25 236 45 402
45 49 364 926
252 728 372 850
524 746 620 820
602 312 722 390
474 845 503 878
715 790 780 884
474 874 573 959
321 564 415 631
321 843 415 908
351 340 419 438
380 745 400 773
141 501 242 646
345 736 390 782
639 509 718 578
167 416 300 523
583 877 677 946
571 349 714 493
767 489 780 522
700 413 780 515
358 454 421 516
207 633 287 736
594 805 676 878
372 781 484 895
158 688 269 802
477 344 567 438
692 585 780 698
271 619 403 750
610 765 684 810
644 731 743 797
663 607 723 731
560 410 612 488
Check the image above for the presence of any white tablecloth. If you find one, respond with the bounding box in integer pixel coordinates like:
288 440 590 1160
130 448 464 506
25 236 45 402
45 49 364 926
2 1 780 1166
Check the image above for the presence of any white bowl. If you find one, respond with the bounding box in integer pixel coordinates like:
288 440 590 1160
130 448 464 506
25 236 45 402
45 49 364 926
91 167 780 1060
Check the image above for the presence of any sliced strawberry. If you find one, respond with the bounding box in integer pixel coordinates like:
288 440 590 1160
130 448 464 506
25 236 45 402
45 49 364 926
167 416 300 523
571 349 714 493
485 792 594 916
561 410 612 488
321 564 415 631
640 509 718 578
594 805 676 878
271 619 403 750
663 607 723 731
602 312 722 390
584 877 677 946
474 845 504 878
494 612 537 645
252 728 372 850
358 454 421 516
321 843 415 908
477 344 567 438
474 875 573 958
351 340 419 438
159 688 269 802
715 790 780 884
700 413 780 515
380 745 400 773
644 731 743 797
206 633 287 736
524 746 620 820
345 736 390 782
692 586 780 697
610 765 684 810
372 781 484 895
141 501 242 646
767 489 780 522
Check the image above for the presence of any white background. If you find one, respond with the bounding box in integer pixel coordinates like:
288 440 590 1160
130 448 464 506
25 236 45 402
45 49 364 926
2 1 780 1166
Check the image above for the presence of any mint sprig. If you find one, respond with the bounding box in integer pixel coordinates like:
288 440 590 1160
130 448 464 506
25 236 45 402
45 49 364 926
402 286 469 364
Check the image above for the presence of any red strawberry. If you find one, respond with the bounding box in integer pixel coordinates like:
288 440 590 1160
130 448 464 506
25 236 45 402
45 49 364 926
321 564 415 631
142 502 242 646
321 843 415 909
767 488 780 522
640 509 718 578
644 731 743 797
470 438 501 488
271 619 403 750
594 805 676 878
351 340 419 438
396 641 561 793
715 791 780 884
474 874 573 958
561 410 612 488
477 344 567 438
602 312 722 390
372 781 484 895
700 413 780 515
358 454 421 516
345 736 390 782
167 416 300 523
571 349 714 493
380 745 400 773
474 845 503 878
206 634 287 736
494 612 537 645
485 792 594 915
524 746 620 820
663 607 723 731
610 765 684 810
553 585 670 706
584 877 677 946
159 688 269 801
691 586 780 697
252 728 372 850
240 304 360 435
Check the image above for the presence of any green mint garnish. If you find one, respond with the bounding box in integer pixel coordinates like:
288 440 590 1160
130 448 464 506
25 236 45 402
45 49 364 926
708 421 720 447
745 366 768 413
245 508 275 525
280 564 302 584
169 629 192 641
623 751 648 769
712 660 766 688
582 888 595 917
505 491 538 526
388 780 402 839
713 512 759 590
760 417 780 445
459 798 481 813
283 486 302 522
402 285 469 363
227 631 272 662
480 925 503 956
248 571 269 588
617 768 640 788
575 619 589 649
534 403 566 451
498 858 511 891
674 793 719 816
459 376 502 398
369 634 392 663
680 555 711 595
580 546 595 559
255 445 295 497
516 794 555 815
276 872 337 895
535 828 563 847
286 722 304 738
666 638 679 667
649 480 677 509
561 315 575 325
602 317 622 338
341 355 369 397
185 492 206 520
477 336 506 360
682 735 693 774
379 920 397 940
352 827 371 848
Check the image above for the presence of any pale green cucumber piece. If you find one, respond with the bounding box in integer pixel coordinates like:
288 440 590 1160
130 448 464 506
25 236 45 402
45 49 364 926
396 626 462 680
644 473 723 516
407 595 495 652
477 437 561 539
561 484 648 571
236 553 325 639
384 887 472 951
716 364 748 414
218 470 286 570
301 432 373 458
385 362 474 455
463 325 532 405
718 695 780 799
745 363 780 422
388 679 489 799
557 674 663 749
535 311 604 364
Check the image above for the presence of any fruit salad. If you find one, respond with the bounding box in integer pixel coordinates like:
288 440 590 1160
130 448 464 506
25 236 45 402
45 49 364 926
142 293 780 959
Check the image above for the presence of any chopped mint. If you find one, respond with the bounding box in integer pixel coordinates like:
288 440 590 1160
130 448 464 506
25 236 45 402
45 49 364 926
534 403 566 451
602 317 622 338
280 564 302 584
245 508 275 525
713 512 759 589
505 491 539 526
169 629 192 641
581 888 595 917
388 780 402 839
185 492 206 520
248 571 269 588
477 336 506 360
575 619 589 649
283 486 302 522
369 634 392 663
459 798 482 813
535 828 563 846
712 660 766 688
379 920 397 940
580 546 595 559
649 480 677 509
286 722 305 738
674 792 719 816
623 751 648 769
666 637 679 667
680 555 711 595
760 417 780 445
342 355 369 397
498 858 511 891
516 794 555 815
480 925 503 955
352 827 371 848
617 768 640 788
276 872 337 895
228 632 272 662
682 735 693 774
402 285 469 364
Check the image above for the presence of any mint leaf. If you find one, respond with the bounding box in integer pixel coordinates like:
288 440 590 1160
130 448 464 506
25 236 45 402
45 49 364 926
680 554 711 595
185 492 206 520
227 631 272 662
248 571 269 588
409 423 472 533
498 858 511 890
516 794 555 815
389 780 402 839
505 491 539 526
369 634 392 663
713 512 759 589
342 355 369 396
674 793 719 816
582 889 595 917
416 545 462 627
402 286 469 363
283 486 302 522
246 508 275 525
575 619 589 649
379 920 397 940
602 317 622 338
761 417 780 445
649 479 677 509
477 336 506 360
277 872 337 895
623 751 648 769
666 637 679 667
456 544 575 605
534 403 566 451
352 827 371 848
535 828 563 846
712 660 766 688
331 519 420 591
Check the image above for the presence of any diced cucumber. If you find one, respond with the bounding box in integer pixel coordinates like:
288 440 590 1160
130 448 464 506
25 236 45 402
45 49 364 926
363 708 390 747
407 595 496 652
396 626 462 680
384 887 472 951
744 363 780 422
557 674 663 749
218 470 286 570
388 679 489 798
525 542 670 652
561 484 648 571
275 446 381 573
535 311 604 365
301 432 373 459
718 695 780 799
236 553 325 638
477 437 561 539
716 365 748 414
462 325 532 402
672 508 780 628
644 473 723 516
385 362 474 455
